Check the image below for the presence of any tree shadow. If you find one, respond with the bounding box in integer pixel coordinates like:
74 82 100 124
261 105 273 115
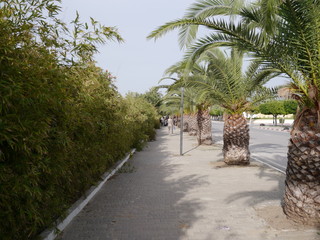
250 143 286 152
212 122 320 234
225 165 285 206
224 165 320 234
59 128 209 240
183 145 199 155
250 143 288 172
58 127 319 240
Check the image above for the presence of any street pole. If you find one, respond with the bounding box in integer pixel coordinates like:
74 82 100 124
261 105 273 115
180 87 184 156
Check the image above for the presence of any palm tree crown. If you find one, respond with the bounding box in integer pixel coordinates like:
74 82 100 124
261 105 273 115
184 48 276 114
149 0 320 115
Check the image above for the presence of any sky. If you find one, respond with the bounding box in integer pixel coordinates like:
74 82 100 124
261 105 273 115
61 0 287 96
61 0 199 96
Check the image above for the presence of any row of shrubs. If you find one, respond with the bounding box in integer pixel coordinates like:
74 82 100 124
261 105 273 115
0 1 159 239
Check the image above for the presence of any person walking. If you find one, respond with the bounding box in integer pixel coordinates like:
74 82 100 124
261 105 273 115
160 116 164 126
168 116 174 134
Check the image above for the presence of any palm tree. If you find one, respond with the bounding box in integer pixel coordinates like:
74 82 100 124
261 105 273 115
186 48 276 165
162 61 213 145
195 102 213 145
161 82 213 145
148 0 320 225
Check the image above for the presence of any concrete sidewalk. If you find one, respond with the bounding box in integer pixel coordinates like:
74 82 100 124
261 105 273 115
58 127 319 240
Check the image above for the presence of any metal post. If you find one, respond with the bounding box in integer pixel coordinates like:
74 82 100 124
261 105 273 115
180 87 184 155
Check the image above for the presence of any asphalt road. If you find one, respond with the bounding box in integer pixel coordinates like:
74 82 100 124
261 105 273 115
212 121 290 173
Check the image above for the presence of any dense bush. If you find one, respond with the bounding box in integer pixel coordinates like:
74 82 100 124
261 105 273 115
0 1 158 239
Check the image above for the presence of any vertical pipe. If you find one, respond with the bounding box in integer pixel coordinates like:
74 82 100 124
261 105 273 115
180 87 184 156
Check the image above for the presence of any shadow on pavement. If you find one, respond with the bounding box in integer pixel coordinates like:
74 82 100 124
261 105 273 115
59 127 320 240
250 143 286 152
224 165 285 206
250 143 288 172
59 127 208 240
183 145 199 155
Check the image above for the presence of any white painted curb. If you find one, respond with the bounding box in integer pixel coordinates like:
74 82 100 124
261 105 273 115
40 149 136 240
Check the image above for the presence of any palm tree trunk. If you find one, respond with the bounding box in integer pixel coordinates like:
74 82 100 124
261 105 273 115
188 113 197 136
183 114 189 132
223 114 250 165
283 109 320 225
196 108 213 145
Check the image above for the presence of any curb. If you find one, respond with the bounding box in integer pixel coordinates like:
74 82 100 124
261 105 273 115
40 149 136 240
257 127 290 132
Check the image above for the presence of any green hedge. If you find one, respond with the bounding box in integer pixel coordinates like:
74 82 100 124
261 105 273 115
0 1 158 239
0 58 158 240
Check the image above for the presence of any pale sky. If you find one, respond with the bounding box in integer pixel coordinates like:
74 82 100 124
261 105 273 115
61 0 287 96
61 0 199 95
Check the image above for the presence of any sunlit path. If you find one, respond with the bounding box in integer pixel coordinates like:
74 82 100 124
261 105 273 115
59 127 317 240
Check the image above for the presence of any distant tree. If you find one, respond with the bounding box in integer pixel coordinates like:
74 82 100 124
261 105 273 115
259 100 297 126
160 60 213 144
259 101 286 126
283 100 298 116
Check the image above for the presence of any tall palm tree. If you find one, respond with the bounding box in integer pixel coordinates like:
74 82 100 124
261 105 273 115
186 48 276 165
148 0 320 225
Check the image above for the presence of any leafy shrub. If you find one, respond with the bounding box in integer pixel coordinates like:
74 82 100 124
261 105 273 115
0 1 158 239
123 94 159 148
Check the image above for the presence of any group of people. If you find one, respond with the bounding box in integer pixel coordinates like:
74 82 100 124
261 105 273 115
160 115 177 134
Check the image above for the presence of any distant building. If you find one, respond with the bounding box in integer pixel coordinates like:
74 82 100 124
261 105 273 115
278 87 292 99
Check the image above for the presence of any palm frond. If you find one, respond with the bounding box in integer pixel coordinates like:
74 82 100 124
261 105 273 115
147 18 208 41
249 86 278 106
258 0 282 34
178 0 245 47
163 61 188 76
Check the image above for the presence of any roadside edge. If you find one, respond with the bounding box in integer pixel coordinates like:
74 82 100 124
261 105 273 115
40 149 136 240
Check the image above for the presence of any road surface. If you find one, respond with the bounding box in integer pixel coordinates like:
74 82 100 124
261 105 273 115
212 121 290 173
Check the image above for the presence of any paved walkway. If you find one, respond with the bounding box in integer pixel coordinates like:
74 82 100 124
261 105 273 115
58 128 319 240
